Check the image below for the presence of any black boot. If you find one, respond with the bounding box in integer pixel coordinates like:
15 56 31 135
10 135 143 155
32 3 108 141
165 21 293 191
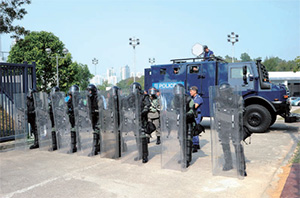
70 131 77 153
192 145 198 153
222 143 233 171
30 130 39 149
235 144 247 176
142 137 149 163
89 133 100 156
156 136 161 145
49 131 57 151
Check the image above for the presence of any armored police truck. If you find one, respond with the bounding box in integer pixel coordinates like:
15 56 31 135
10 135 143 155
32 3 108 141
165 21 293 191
144 57 297 133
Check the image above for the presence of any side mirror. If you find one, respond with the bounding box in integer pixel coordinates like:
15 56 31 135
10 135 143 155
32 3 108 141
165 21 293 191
243 66 248 85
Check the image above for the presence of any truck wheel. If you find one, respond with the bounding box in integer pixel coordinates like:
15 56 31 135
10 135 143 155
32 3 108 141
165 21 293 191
244 104 271 133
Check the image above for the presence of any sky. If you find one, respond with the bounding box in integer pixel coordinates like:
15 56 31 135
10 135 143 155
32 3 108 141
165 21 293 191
1 0 300 78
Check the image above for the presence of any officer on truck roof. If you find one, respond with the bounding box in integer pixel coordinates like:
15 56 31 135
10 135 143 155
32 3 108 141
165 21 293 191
203 45 214 59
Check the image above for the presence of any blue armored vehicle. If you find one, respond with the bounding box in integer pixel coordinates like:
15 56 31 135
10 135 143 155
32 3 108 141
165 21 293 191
144 57 297 133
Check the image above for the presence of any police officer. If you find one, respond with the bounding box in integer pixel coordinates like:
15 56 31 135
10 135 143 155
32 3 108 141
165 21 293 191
131 82 151 163
67 85 79 153
215 83 247 176
48 86 60 151
148 87 161 145
203 45 214 59
189 86 203 153
27 88 39 149
173 84 195 167
87 84 101 155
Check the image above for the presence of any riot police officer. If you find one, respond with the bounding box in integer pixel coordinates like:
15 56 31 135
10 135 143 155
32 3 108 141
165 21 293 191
173 84 194 167
215 83 247 176
49 86 60 151
131 82 151 163
27 88 39 149
67 85 79 153
87 84 101 156
148 87 161 145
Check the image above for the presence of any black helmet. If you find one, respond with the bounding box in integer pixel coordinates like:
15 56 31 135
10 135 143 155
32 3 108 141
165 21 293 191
218 83 233 97
219 83 231 91
148 87 157 96
68 85 79 95
51 86 60 94
130 82 142 92
27 88 37 99
111 86 119 96
203 45 208 50
173 84 184 95
87 84 97 95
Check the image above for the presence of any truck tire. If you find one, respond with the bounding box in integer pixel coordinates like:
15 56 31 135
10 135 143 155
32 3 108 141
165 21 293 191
244 104 271 133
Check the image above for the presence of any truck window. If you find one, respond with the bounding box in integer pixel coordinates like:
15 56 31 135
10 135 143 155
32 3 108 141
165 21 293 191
189 66 199 74
160 68 166 75
230 67 250 78
173 67 180 74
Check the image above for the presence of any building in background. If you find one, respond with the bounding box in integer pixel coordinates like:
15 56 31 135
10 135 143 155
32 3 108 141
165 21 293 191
107 67 118 85
90 75 104 86
269 71 300 96
120 65 130 80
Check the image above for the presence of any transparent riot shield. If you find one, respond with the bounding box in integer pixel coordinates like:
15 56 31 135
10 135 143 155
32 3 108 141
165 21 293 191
13 93 30 150
72 91 94 156
160 88 186 171
33 92 52 151
51 92 71 153
209 85 245 179
119 89 142 164
98 89 120 159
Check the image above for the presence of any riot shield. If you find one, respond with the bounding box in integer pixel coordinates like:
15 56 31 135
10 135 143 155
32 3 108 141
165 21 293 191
33 92 52 151
209 85 245 178
119 89 142 164
51 92 71 154
13 93 30 150
160 88 186 171
98 89 120 159
72 91 94 156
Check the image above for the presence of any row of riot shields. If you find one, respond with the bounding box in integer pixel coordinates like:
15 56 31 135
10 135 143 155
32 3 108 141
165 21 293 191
11 84 245 178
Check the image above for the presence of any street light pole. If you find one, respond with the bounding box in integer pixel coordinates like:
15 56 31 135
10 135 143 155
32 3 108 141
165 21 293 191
227 32 239 63
129 37 140 82
149 58 155 65
46 48 69 87
92 58 98 76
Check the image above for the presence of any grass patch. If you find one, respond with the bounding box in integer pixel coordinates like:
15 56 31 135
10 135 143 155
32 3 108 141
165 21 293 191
290 141 300 164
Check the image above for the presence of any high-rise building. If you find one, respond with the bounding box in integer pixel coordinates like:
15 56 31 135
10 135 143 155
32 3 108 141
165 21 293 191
120 65 130 80
107 67 118 85
90 75 104 85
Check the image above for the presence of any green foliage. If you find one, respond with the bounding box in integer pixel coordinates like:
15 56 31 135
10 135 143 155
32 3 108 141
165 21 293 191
263 56 297 72
294 56 300 72
117 76 144 90
224 55 238 63
240 52 251 62
97 80 112 91
7 31 93 92
0 0 31 38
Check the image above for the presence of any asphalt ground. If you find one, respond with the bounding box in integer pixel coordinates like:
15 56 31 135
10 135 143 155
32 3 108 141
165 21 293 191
0 113 299 198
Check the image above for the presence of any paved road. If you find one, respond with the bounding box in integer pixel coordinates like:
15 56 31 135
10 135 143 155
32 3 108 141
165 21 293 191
0 119 299 198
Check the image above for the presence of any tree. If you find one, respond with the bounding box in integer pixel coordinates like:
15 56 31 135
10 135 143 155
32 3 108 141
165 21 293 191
97 80 112 91
294 56 300 72
117 76 144 90
240 52 251 62
7 31 92 92
224 55 238 63
0 0 31 38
